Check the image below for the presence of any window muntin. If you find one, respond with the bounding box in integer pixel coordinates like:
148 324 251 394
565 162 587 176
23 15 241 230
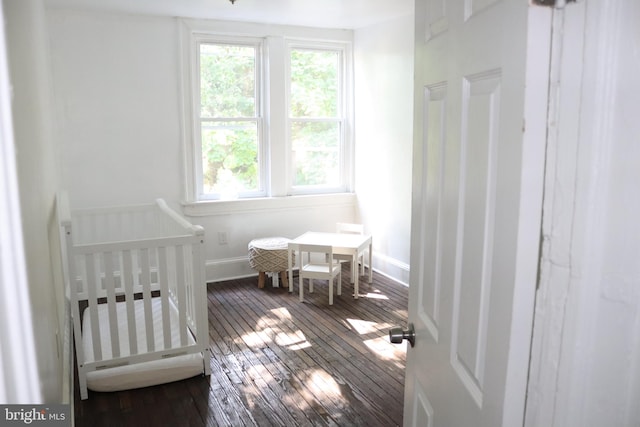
289 47 345 191
197 42 263 199
187 30 352 203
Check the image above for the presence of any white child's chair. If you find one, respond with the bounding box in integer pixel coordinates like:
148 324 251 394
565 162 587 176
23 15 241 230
298 244 342 305
335 222 366 282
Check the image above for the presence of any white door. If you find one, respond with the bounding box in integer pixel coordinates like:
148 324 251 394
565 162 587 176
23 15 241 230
400 1 552 426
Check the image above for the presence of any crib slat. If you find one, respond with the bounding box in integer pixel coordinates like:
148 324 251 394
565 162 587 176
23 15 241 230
158 246 172 350
122 249 138 355
85 254 102 361
140 248 155 352
63 196 211 400
104 252 120 358
175 245 188 347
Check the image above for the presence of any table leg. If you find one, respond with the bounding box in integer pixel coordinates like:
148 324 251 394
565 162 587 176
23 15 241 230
368 241 373 283
288 249 293 293
354 257 359 299
351 254 357 284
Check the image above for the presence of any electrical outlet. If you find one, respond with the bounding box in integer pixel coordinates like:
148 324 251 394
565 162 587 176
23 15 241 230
217 231 228 245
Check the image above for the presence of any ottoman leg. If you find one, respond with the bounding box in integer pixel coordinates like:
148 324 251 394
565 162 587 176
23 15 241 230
258 271 266 288
280 271 288 288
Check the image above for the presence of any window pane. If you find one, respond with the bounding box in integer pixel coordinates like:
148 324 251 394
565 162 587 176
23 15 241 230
201 121 259 196
291 121 340 186
290 49 338 118
200 44 256 118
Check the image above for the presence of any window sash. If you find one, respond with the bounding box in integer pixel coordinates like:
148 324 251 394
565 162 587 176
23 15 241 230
198 118 263 199
194 38 265 200
287 44 348 194
182 24 353 203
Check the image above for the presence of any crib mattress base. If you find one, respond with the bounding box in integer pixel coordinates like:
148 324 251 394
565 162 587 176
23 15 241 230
82 298 205 392
86 352 203 392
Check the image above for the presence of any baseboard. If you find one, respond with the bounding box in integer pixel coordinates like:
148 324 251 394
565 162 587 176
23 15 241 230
371 253 410 287
206 256 255 283
206 253 410 287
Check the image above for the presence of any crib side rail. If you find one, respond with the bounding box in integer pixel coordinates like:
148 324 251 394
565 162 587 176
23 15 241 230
70 235 198 298
57 191 95 386
155 199 204 237
69 234 207 363
59 193 210 384
154 199 208 363
70 199 199 246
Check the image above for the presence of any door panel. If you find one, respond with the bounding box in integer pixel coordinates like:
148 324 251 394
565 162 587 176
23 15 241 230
403 1 552 426
420 83 447 343
451 71 500 406
426 0 448 40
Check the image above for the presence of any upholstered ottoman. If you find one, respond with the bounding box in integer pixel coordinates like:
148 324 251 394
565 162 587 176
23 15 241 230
248 237 292 288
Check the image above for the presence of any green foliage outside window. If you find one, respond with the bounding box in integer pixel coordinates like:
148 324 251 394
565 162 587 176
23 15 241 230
199 44 259 196
290 49 341 187
290 49 338 118
197 42 344 196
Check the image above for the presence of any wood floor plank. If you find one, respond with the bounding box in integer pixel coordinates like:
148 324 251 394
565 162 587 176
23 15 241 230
74 266 408 427
272 284 406 407
214 290 330 425
226 280 379 426
214 281 360 426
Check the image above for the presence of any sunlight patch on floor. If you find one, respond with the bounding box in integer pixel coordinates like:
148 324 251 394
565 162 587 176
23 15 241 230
345 318 389 335
364 335 407 361
346 318 393 335
240 330 266 347
364 291 389 300
354 288 390 300
274 330 311 350
306 369 343 400
240 306 311 350
345 318 406 363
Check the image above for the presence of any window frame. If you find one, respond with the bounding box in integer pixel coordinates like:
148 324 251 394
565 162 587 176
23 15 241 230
285 41 352 196
193 35 267 201
180 20 354 205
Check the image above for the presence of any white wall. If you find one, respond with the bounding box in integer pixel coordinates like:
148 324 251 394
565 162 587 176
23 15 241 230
47 10 184 208
354 14 414 285
46 10 364 282
4 0 66 403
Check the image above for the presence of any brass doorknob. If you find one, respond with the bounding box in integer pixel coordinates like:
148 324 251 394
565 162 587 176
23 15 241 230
389 323 415 348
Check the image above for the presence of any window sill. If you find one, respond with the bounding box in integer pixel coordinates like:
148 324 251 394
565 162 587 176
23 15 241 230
181 193 357 217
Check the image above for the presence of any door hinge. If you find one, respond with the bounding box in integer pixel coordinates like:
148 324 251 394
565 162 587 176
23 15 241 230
532 0 577 8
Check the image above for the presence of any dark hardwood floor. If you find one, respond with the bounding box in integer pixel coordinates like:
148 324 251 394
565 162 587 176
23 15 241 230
74 265 409 426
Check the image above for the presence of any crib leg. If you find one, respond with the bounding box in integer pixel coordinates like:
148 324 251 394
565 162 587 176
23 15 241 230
203 350 211 376
79 370 88 400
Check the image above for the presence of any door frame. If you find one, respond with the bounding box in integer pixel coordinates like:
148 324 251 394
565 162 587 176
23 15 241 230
526 1 640 425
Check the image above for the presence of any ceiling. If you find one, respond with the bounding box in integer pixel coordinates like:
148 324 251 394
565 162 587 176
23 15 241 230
44 0 414 30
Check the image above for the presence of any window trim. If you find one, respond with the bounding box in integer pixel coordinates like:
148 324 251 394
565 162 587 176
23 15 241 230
194 35 267 201
179 19 354 205
285 41 353 196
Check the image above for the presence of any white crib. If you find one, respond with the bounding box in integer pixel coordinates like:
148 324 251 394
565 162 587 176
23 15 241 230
57 192 211 400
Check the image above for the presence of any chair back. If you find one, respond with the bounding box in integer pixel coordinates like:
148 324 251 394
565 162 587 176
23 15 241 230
297 244 342 305
336 222 364 235
298 244 333 264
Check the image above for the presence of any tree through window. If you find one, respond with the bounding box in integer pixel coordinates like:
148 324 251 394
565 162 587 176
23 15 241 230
198 42 262 199
189 33 351 201
289 48 343 189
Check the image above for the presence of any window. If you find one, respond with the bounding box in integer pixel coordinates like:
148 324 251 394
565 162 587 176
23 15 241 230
185 27 353 203
197 40 264 200
289 47 345 192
